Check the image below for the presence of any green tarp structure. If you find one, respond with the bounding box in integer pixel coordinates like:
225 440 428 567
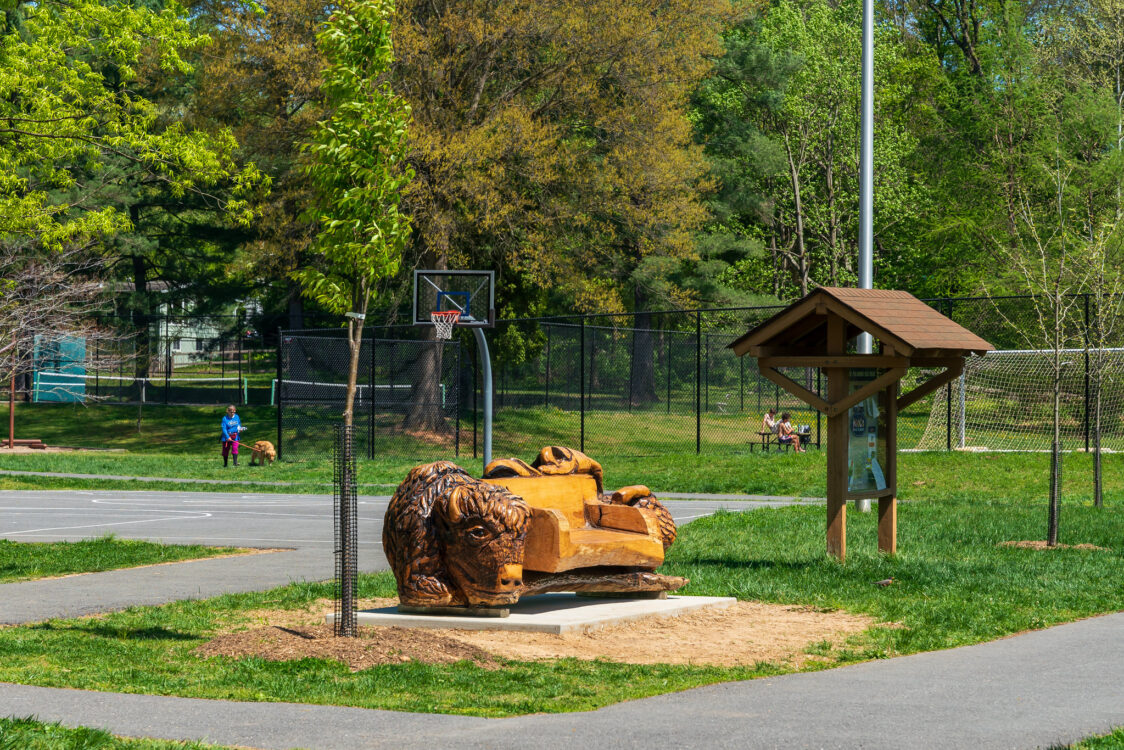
32 335 87 403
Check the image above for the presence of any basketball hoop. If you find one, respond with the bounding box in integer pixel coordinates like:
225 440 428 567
430 310 461 339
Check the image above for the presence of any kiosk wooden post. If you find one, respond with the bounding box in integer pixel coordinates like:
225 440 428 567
729 288 992 562
825 317 848 559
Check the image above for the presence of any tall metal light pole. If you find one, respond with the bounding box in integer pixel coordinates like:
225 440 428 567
858 0 874 356
856 0 875 514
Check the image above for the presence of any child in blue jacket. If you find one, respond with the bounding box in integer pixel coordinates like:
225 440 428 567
220 405 242 467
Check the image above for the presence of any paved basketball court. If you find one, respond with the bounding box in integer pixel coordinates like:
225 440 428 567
0 489 800 547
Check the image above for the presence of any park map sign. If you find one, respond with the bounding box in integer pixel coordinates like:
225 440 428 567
729 288 993 562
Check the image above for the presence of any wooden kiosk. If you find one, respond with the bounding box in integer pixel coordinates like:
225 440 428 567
729 288 992 561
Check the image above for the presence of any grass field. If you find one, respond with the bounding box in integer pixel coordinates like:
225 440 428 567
1 401 1121 501
0 400 934 457
2 440 1123 514
1075 728 1124 749
0 717 227 749
0 536 241 583
0 497 1120 716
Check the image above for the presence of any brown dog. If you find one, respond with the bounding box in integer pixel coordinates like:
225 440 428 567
250 440 276 466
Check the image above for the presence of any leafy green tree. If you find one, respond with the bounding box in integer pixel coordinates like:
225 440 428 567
294 0 413 427
188 0 331 328
0 0 261 379
696 0 938 299
0 0 257 248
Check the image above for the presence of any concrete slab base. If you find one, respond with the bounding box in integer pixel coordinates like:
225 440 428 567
327 593 736 634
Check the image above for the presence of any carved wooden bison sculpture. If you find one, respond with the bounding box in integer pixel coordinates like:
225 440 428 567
384 448 686 613
383 461 531 608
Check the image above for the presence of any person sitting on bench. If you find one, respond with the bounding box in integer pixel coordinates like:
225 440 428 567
777 412 805 453
761 408 778 436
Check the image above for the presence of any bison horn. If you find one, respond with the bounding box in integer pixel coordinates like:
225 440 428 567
442 486 467 523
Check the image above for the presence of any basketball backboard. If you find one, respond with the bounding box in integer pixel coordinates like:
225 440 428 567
412 270 495 328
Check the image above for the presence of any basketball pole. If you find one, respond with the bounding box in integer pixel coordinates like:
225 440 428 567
472 327 493 468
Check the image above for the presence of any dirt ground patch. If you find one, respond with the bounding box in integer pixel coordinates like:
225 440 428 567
999 540 1110 552
196 597 879 670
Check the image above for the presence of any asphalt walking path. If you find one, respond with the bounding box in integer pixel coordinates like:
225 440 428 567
2 611 1122 749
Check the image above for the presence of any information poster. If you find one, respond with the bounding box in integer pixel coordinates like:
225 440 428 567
847 368 887 493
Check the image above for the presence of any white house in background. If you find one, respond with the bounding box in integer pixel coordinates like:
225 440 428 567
110 281 261 370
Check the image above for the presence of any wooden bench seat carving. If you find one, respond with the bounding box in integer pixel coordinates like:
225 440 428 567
483 475 666 573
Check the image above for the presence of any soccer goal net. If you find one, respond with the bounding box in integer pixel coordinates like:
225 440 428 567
913 348 1124 452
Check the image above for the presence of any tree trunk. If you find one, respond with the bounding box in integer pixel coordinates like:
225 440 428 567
403 254 451 435
630 285 658 407
8 351 14 449
343 317 362 428
287 282 305 331
131 254 151 382
783 133 809 296
824 131 840 286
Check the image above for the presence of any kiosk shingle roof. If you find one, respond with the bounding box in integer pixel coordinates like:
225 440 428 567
729 287 994 356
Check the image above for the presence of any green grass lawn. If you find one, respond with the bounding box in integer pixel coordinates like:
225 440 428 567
0 497 1120 716
0 536 243 583
2 439 1123 515
1073 728 1124 749
0 717 228 749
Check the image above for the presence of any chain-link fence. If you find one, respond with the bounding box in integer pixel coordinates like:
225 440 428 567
485 313 827 460
24 314 288 406
278 332 461 461
267 293 1124 461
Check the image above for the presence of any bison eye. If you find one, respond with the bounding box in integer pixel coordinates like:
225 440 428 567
465 525 490 542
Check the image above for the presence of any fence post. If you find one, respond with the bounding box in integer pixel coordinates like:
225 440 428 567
946 299 953 451
816 368 822 449
695 310 701 455
238 320 244 406
455 341 461 458
704 332 709 412
580 315 586 453
368 336 375 460
757 362 761 413
628 321 635 413
276 327 283 461
164 316 170 405
740 355 745 412
665 331 671 415
545 323 551 408
472 334 478 459
1084 292 1091 453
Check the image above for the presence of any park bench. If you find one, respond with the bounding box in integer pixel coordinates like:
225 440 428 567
483 474 666 573
752 430 777 452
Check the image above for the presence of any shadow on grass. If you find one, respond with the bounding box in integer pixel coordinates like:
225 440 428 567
676 557 818 572
34 622 197 641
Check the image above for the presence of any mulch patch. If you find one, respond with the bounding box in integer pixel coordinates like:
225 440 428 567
194 624 498 671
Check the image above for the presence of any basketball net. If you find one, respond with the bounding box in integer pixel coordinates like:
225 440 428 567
430 310 461 339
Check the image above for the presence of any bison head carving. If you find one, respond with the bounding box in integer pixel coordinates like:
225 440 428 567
383 462 530 608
